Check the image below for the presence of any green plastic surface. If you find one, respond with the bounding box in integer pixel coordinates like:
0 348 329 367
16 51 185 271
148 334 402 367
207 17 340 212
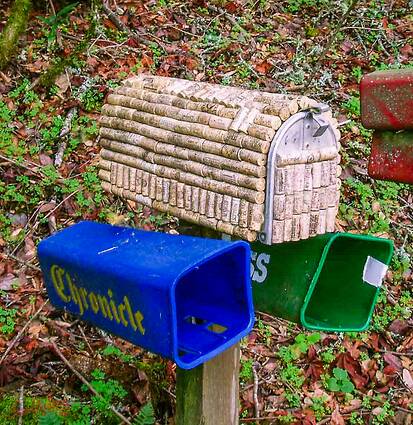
251 233 393 332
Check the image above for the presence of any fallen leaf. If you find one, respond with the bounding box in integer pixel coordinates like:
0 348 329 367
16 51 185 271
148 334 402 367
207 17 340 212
28 322 48 339
24 236 36 261
55 73 70 95
389 319 410 335
39 153 53 166
0 274 17 291
383 352 402 371
402 369 413 390
331 406 345 425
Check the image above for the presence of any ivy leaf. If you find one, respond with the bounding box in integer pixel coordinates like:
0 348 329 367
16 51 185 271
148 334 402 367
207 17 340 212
307 333 321 344
327 377 340 392
333 367 348 380
340 380 355 393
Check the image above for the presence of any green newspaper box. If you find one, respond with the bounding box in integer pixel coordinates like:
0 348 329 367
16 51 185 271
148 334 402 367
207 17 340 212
251 233 393 332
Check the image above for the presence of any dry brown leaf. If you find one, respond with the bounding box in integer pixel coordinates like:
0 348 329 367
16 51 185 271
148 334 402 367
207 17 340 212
402 368 413 390
24 236 36 261
0 273 17 291
331 406 345 425
55 73 71 95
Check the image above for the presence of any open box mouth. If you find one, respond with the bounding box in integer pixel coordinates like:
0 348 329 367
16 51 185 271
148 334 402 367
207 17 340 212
174 244 254 368
301 233 393 332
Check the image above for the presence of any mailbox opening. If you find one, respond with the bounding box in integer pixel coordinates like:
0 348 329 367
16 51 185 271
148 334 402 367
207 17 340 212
175 244 252 367
301 234 393 331
252 233 393 332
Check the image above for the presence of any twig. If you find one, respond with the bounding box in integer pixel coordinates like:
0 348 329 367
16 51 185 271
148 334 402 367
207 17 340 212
240 416 276 423
78 324 94 354
6 253 41 272
206 4 248 35
10 187 81 257
379 350 413 357
305 0 359 91
0 154 65 183
252 362 260 419
18 385 24 425
0 300 49 366
52 342 132 425
101 1 161 49
396 406 413 414
55 107 77 168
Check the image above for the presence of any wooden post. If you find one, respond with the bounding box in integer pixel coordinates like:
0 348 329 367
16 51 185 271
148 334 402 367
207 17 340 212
175 343 240 425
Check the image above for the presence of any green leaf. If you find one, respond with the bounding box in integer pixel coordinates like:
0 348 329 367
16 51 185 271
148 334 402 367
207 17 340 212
307 333 321 344
333 367 348 380
56 2 79 19
296 342 308 353
340 380 355 393
39 411 63 425
295 334 306 343
133 402 155 425
327 377 340 392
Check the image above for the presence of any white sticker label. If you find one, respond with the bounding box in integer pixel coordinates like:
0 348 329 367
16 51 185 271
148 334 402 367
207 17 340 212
363 256 388 287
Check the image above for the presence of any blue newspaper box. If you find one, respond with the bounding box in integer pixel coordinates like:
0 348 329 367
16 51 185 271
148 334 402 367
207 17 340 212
38 221 254 369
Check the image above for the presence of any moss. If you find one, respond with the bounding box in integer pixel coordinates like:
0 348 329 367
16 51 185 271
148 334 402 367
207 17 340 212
0 0 33 69
39 19 96 88
0 394 67 424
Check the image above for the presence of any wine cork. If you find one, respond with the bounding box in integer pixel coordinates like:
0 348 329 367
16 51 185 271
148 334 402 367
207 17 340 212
272 221 284 244
192 187 200 213
249 204 264 231
110 162 117 186
330 160 338 184
206 191 216 218
284 166 294 195
285 194 294 219
326 206 336 232
321 161 331 187
319 187 327 209
318 209 327 234
293 192 303 215
123 165 130 190
162 179 170 203
169 181 177 206
230 198 240 225
309 212 319 236
215 193 223 220
130 168 136 192
291 215 301 241
184 185 192 210
304 164 313 191
283 218 292 242
116 164 123 188
141 172 149 196
149 174 156 199
176 182 185 208
303 191 312 213
326 184 338 207
273 194 285 220
311 188 320 211
300 213 310 240
239 199 249 227
293 164 305 192
274 168 285 194
136 169 143 193
222 195 231 222
199 189 207 215
155 176 163 201
312 162 322 188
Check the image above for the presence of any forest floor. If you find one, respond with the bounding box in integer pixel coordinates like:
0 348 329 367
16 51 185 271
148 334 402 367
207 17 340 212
0 0 412 424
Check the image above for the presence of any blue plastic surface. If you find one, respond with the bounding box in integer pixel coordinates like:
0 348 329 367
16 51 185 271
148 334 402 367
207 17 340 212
38 221 254 369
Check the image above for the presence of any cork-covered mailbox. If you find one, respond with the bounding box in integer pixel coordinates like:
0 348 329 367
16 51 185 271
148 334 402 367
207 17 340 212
98 75 342 244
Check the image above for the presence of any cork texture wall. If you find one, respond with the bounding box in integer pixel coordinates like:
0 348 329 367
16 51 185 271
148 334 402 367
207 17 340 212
98 75 341 244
